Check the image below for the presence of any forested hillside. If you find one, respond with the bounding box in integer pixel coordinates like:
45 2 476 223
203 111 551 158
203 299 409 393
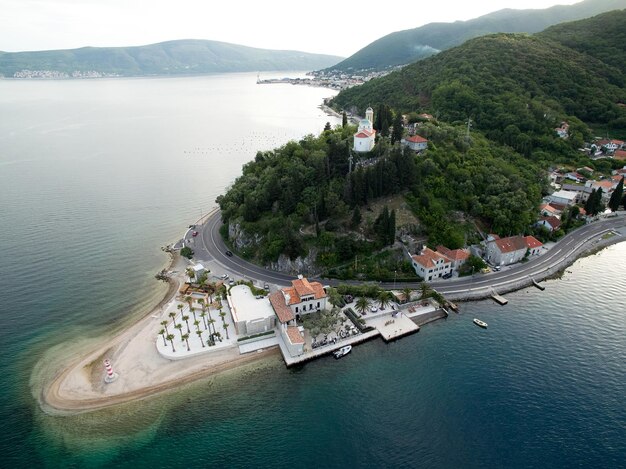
326 0 626 71
0 39 343 78
538 9 626 75
331 29 626 155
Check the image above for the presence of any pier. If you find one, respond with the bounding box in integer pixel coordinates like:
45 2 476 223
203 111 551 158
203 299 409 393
531 278 546 291
491 291 509 305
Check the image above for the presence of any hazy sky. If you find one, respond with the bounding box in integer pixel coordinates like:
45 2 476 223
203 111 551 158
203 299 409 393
1 0 581 56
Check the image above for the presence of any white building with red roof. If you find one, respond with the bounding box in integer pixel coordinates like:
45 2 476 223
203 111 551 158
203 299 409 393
353 107 376 152
410 247 452 281
436 245 470 271
485 235 543 266
268 276 328 357
401 135 429 152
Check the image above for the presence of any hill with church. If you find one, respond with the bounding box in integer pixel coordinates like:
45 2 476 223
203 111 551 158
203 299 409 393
215 11 626 280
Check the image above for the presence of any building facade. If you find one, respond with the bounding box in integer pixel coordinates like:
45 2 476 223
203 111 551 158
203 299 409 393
353 107 376 152
411 247 452 281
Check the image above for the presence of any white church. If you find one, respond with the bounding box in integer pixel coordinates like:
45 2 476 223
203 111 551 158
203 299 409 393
353 107 376 152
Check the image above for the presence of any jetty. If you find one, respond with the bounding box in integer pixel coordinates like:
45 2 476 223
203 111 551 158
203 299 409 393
531 278 546 291
491 291 509 305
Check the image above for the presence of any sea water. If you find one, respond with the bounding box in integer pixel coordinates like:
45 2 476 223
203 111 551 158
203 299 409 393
1 74 625 468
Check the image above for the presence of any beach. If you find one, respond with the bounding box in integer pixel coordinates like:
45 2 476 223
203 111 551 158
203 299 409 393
39 251 279 415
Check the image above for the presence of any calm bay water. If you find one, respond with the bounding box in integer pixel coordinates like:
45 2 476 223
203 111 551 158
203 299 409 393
1 75 625 468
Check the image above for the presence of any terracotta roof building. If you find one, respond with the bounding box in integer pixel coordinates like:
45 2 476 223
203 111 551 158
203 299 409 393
411 247 452 281
486 235 543 266
401 134 429 152
436 245 470 270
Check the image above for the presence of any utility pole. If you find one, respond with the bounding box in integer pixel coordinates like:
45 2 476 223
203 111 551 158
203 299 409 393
466 117 472 141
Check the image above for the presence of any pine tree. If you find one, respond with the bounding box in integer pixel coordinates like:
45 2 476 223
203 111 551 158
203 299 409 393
608 177 624 212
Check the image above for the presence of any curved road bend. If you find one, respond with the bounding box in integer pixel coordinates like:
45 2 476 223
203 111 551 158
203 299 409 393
197 210 625 292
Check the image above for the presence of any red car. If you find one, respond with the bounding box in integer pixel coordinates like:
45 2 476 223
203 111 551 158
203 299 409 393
192 231 198 237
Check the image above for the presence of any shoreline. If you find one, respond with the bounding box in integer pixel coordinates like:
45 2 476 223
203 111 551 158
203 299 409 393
38 220 626 415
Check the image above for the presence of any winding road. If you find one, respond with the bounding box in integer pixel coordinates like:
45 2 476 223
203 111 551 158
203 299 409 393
193 209 625 298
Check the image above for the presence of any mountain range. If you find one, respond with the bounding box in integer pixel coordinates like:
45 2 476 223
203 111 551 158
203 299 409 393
326 0 626 71
0 40 343 78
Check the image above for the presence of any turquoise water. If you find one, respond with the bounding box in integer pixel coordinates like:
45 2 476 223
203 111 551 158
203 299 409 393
1 75 625 468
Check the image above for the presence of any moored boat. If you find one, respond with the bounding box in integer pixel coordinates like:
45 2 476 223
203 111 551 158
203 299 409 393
473 318 488 328
333 345 352 358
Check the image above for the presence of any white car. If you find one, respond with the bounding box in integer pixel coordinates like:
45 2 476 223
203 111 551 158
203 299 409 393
370 306 378 313
220 274 228 279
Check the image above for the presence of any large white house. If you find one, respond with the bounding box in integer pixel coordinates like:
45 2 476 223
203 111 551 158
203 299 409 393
485 235 542 266
410 248 452 281
227 285 276 336
353 107 376 152
268 276 328 357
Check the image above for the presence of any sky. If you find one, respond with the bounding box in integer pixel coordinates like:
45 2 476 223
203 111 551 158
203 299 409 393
1 0 581 57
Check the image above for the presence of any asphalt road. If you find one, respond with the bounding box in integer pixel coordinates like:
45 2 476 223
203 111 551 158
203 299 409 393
194 209 625 292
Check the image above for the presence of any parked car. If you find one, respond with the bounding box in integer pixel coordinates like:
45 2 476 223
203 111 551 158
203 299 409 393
442 272 453 279
229 279 235 285
493 265 501 271
220 274 228 279
225 250 233 257
192 231 198 237
264 283 269 290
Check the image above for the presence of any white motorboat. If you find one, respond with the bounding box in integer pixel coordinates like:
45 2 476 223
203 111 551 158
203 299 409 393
473 318 488 328
333 345 352 358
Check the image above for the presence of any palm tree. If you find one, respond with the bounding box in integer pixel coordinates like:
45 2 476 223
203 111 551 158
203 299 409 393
169 311 177 327
182 315 190 333
186 267 195 283
355 297 370 315
175 323 183 341
214 331 222 342
190 306 197 322
419 282 433 300
378 291 393 309
219 310 226 324
208 318 217 338
182 333 191 351
166 334 176 352
193 319 201 332
196 330 205 348
401 287 413 304
223 322 230 340
184 295 193 313
200 311 208 330
160 320 169 336
158 328 167 346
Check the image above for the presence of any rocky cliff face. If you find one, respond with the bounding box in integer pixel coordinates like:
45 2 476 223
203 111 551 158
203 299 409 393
268 248 320 276
228 221 320 275
228 222 263 250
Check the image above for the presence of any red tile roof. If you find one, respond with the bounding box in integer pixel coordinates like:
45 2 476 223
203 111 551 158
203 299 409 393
285 326 305 345
540 216 562 230
614 150 626 161
355 130 375 138
405 135 428 143
412 247 450 269
436 245 470 262
524 236 543 249
493 236 528 254
269 291 294 324
281 278 326 306
539 203 559 214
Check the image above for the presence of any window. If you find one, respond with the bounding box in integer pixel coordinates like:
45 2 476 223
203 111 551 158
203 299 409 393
317 302 320 308
295 307 298 313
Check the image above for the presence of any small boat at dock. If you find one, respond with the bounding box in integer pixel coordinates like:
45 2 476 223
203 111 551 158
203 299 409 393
473 318 488 328
333 345 352 358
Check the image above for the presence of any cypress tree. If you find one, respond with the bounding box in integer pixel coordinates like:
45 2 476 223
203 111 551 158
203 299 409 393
391 112 403 145
350 206 362 228
342 111 348 128
608 177 624 212
388 209 396 245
